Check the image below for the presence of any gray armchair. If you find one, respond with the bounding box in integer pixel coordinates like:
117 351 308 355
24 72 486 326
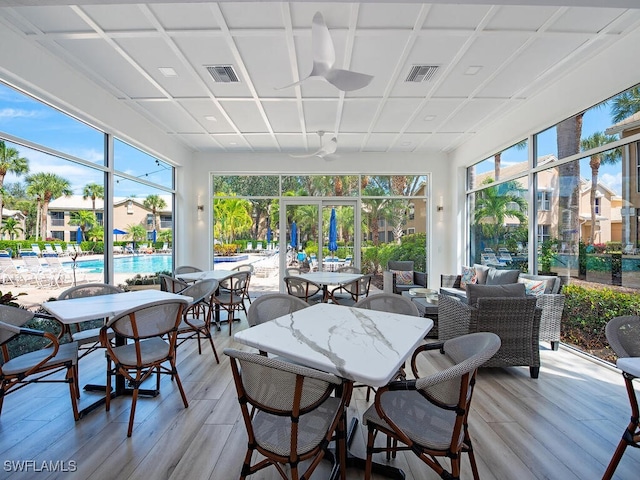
383 260 427 294
438 293 542 378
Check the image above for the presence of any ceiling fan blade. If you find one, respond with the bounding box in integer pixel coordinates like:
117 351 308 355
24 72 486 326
274 76 309 91
323 137 338 155
312 12 335 68
325 69 374 91
289 146 324 159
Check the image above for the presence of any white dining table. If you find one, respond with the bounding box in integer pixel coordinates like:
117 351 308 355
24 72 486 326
297 272 362 302
41 289 192 418
234 302 432 387
176 269 234 283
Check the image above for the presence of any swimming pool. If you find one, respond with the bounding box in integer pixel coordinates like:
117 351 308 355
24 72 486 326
67 255 173 274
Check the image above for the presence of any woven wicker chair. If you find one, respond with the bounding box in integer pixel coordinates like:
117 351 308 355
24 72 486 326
284 276 324 304
58 283 123 360
362 332 501 480
0 305 79 421
212 271 250 335
232 264 255 308
335 266 361 274
438 294 542 378
176 278 220 363
225 348 352 480
100 299 188 437
159 274 188 293
174 265 202 275
383 261 427 294
247 293 308 328
329 274 372 306
602 316 640 479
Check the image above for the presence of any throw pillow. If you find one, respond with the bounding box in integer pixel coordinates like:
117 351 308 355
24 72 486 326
486 268 520 285
391 270 414 285
473 263 490 284
518 277 546 296
466 283 526 306
519 274 560 294
460 266 477 288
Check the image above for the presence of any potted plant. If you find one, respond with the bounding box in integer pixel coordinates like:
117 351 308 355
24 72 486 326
120 270 171 291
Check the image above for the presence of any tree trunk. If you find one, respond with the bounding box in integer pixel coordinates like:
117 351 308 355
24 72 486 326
589 155 601 244
494 152 501 181
556 114 583 246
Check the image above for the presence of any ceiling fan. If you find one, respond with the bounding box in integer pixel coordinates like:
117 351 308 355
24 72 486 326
290 131 338 160
277 12 373 92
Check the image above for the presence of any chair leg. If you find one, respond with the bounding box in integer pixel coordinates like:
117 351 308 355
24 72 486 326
530 366 540 378
171 360 189 408
551 341 559 351
127 385 139 437
67 366 80 421
365 426 375 480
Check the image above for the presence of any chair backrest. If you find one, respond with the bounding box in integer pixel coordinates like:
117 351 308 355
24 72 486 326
180 279 218 305
286 267 301 276
247 293 308 327
220 271 249 293
387 260 414 272
606 315 640 358
0 305 34 345
58 283 123 300
415 332 501 406
159 274 188 293
343 274 372 297
225 347 341 412
105 299 185 339
232 264 254 274
284 276 321 300
175 265 202 275
336 266 360 274
354 293 419 316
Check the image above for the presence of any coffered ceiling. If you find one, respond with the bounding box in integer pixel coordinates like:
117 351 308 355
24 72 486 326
2 1 640 156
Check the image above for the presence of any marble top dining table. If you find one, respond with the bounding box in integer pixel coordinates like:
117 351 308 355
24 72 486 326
297 271 361 286
234 303 433 387
41 289 192 324
176 269 234 283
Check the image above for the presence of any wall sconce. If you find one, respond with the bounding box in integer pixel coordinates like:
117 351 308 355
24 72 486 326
437 196 444 212
197 195 204 220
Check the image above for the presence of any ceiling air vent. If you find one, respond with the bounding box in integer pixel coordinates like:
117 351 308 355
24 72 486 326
205 65 239 83
405 65 439 83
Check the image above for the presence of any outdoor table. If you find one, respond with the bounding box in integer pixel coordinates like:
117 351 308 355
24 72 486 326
234 303 432 478
42 289 192 418
297 271 362 302
401 290 439 338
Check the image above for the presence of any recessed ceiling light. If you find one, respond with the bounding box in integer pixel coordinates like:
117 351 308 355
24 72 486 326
401 141 411 146
464 66 482 75
205 115 217 122
158 67 177 77
424 115 436 121
229 142 237 145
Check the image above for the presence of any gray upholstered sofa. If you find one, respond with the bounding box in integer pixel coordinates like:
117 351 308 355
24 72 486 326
440 266 565 351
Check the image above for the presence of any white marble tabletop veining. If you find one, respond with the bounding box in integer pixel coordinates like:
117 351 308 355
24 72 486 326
234 303 432 387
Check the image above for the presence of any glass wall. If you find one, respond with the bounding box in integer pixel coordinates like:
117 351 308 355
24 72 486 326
0 81 174 303
468 82 640 291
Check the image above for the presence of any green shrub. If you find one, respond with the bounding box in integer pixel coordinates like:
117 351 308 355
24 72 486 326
562 284 640 354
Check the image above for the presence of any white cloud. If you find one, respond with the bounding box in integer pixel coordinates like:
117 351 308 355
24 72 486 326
600 172 621 195
0 108 41 119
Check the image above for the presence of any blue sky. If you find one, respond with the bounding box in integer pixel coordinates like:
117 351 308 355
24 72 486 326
0 82 171 198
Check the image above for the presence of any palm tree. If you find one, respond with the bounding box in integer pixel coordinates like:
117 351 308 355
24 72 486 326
494 140 527 181
610 86 640 123
0 217 23 241
0 141 29 220
556 113 583 243
25 173 72 240
580 132 621 243
82 182 104 215
69 210 97 242
143 194 167 232
473 179 528 248
85 225 104 242
213 196 252 243
126 224 147 248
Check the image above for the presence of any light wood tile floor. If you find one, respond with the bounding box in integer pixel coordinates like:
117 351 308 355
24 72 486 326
1 312 639 479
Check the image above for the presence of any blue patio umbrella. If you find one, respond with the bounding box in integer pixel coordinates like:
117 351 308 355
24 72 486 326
328 208 338 255
76 227 83 244
152 229 157 243
290 221 297 250
113 228 127 241
267 227 272 245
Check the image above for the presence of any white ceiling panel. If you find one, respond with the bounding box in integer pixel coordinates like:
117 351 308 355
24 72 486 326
3 1 639 155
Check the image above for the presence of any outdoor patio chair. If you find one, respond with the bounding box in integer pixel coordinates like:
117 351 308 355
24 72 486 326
43 255 79 287
336 265 360 274
21 254 49 286
602 315 640 479
285 267 302 276
43 244 55 255
54 244 68 256
362 332 501 480
383 260 427 294
623 244 637 255
174 265 202 275
224 348 352 480
100 299 188 437
438 291 542 378
0 254 26 285
159 274 188 293
65 244 77 256
0 305 79 421
176 279 220 361
329 274 372 306
31 244 42 257
211 271 249 335
232 264 254 307
58 283 123 361
284 275 324 304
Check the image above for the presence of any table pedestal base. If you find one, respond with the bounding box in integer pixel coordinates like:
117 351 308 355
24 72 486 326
77 384 159 419
329 418 405 480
